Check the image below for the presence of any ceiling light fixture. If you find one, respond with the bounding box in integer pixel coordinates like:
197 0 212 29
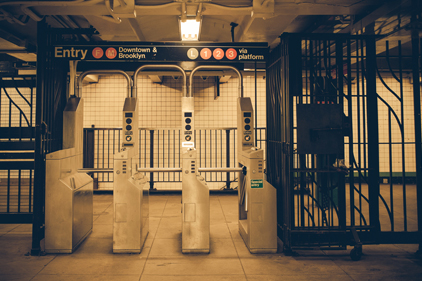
180 18 201 41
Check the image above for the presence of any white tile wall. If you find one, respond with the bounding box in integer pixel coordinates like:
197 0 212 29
81 73 266 190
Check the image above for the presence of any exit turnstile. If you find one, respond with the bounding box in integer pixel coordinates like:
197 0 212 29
181 96 210 253
45 96 94 253
237 96 277 253
113 97 149 253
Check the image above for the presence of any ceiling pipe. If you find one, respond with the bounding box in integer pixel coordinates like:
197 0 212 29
230 22 238 42
77 70 132 98
189 65 243 98
133 65 187 98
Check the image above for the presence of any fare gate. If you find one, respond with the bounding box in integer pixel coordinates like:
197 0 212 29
266 33 422 259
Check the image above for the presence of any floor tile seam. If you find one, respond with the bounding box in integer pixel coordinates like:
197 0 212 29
217 195 248 279
139 197 169 279
28 254 58 281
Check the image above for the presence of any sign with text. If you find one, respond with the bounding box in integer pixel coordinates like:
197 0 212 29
53 42 267 62
251 179 264 188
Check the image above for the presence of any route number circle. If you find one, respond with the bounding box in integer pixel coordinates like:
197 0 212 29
213 48 224 60
226 48 237 60
200 48 212 60
92 47 104 59
187 48 199 60
105 47 117 59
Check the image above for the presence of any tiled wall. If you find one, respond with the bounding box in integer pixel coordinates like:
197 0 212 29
82 73 267 190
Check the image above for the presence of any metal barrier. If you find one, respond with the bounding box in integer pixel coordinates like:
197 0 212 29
0 75 36 223
83 127 266 190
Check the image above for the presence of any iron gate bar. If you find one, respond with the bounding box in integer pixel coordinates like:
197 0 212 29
411 2 422 252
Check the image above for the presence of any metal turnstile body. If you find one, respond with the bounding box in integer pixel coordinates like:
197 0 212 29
45 148 93 253
238 148 277 253
237 97 277 253
113 97 149 253
113 147 149 253
181 97 210 253
182 149 209 253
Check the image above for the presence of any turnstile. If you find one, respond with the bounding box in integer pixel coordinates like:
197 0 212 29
113 97 149 253
181 96 210 253
113 147 149 253
237 97 277 253
182 148 209 253
45 96 93 253
238 148 277 253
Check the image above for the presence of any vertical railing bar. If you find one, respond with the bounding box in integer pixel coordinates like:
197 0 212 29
29 169 33 212
388 111 394 231
205 130 207 182
150 130 154 190
7 170 10 213
362 39 368 183
173 130 176 181
347 38 355 227
168 130 170 181
398 40 408 231
18 169 21 212
356 39 363 227
102 130 105 169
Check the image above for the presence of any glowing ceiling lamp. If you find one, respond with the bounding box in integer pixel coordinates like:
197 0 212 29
180 18 201 41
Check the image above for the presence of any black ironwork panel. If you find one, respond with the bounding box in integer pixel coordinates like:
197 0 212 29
0 75 36 224
265 33 421 253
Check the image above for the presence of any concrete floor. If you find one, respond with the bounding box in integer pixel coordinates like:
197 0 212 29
1 194 422 281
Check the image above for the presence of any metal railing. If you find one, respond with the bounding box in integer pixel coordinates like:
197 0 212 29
83 127 266 190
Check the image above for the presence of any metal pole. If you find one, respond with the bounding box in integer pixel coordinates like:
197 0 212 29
198 167 243 173
138 167 183 173
226 129 230 189
32 20 47 256
255 61 258 147
76 70 132 98
366 31 381 234
133 65 187 97
150 130 154 190
411 0 422 254
189 65 243 98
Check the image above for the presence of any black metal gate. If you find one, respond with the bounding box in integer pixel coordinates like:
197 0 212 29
267 33 422 258
0 75 36 223
31 21 68 255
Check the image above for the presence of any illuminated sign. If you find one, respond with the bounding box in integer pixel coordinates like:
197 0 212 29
53 42 267 62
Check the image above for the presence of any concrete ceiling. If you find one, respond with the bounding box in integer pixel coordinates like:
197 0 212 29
0 0 416 63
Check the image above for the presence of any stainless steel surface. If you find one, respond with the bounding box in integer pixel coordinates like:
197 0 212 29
189 65 243 97
122 97 139 150
182 149 210 253
113 147 149 253
63 96 84 169
133 65 187 97
137 167 182 172
76 70 132 98
238 147 277 254
182 97 195 153
78 168 113 173
45 148 93 253
198 167 243 173
237 97 255 153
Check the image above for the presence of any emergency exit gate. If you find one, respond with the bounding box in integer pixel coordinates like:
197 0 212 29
266 33 422 257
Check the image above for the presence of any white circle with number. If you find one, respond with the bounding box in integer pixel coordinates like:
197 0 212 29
187 48 199 60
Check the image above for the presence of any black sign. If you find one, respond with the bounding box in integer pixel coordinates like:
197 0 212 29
53 42 267 62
